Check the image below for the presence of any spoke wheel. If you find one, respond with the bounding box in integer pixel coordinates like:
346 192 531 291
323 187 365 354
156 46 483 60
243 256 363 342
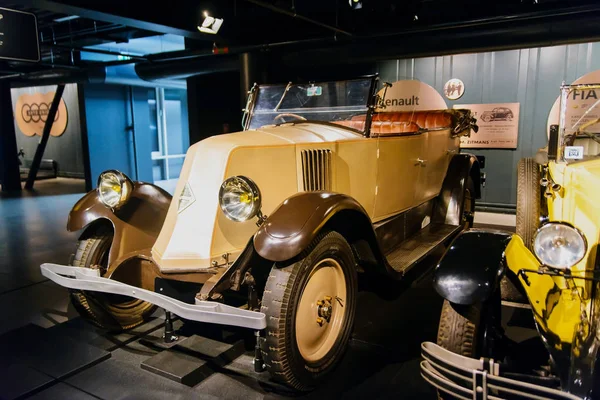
261 231 357 391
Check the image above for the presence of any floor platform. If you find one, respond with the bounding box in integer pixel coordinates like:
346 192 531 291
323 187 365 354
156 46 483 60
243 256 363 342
0 274 446 400
0 187 520 399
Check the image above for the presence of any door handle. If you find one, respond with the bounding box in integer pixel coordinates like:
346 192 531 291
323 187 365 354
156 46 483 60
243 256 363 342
415 158 427 166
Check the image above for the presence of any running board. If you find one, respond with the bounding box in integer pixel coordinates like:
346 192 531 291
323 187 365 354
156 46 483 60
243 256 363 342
386 223 461 274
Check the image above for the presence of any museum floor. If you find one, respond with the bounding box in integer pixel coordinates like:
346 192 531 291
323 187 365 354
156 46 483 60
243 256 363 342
0 188 520 400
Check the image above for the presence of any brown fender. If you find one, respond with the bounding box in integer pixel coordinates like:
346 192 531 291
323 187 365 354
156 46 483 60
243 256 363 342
67 182 172 270
254 192 384 266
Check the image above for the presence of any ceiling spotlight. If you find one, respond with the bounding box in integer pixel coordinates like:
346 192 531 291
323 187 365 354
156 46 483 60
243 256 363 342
198 12 223 35
349 0 362 10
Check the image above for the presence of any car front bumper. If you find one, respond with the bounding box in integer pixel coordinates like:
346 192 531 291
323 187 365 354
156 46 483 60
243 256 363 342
420 342 580 400
40 263 266 330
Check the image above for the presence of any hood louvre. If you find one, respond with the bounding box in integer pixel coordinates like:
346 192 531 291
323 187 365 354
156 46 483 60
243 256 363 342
301 149 332 191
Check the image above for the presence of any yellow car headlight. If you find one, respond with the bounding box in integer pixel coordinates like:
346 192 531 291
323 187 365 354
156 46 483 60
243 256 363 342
533 222 587 269
219 176 261 222
97 170 133 210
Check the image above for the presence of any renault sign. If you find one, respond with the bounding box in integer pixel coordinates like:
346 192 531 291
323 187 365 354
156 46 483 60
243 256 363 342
0 7 40 62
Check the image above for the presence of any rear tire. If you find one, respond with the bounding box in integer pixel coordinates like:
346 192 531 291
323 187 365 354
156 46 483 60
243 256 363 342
69 233 156 332
516 158 541 250
261 231 357 391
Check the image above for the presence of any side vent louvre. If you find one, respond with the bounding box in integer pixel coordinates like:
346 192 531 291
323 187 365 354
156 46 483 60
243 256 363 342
301 149 332 191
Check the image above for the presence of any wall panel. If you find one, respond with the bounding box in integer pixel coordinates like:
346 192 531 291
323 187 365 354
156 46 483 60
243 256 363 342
377 42 600 207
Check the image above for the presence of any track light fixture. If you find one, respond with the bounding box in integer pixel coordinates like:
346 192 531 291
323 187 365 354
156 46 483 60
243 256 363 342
349 0 362 10
198 11 223 34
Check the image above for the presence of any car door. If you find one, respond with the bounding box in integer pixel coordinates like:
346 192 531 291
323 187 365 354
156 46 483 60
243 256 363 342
422 129 460 201
373 133 426 221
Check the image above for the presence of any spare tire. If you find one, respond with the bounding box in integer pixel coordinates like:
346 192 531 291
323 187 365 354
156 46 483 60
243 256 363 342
516 158 541 250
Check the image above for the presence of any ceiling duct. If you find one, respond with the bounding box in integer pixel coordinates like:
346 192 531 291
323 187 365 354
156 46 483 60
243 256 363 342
134 55 239 81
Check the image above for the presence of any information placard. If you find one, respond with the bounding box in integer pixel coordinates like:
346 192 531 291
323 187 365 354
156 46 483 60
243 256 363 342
0 7 40 62
455 103 520 149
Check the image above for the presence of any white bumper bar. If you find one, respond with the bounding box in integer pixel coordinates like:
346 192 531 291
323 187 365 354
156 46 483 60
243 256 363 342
41 263 266 330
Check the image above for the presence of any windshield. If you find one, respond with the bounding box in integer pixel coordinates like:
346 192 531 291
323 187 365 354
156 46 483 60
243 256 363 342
245 78 375 132
559 83 600 162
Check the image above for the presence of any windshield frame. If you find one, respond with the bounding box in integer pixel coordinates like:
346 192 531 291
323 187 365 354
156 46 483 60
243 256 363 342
242 76 379 136
557 83 600 163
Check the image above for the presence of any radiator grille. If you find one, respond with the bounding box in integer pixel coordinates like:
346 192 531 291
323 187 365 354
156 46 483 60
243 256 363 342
301 149 332 191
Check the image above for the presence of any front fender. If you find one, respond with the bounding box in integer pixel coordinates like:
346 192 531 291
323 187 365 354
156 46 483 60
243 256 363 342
433 229 512 305
433 154 481 226
254 192 377 263
68 182 172 270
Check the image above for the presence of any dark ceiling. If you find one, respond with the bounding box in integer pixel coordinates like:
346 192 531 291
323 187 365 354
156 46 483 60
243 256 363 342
4 0 600 80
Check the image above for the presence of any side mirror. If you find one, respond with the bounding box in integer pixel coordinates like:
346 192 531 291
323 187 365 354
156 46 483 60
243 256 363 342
548 124 559 161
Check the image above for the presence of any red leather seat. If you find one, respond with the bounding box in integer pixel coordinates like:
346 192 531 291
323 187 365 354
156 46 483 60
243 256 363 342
371 111 452 137
333 115 367 131
333 111 453 137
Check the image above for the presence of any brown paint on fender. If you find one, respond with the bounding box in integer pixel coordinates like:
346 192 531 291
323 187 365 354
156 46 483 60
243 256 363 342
68 182 172 272
253 192 370 262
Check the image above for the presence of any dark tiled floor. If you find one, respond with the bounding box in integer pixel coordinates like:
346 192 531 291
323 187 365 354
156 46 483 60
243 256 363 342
0 179 85 335
0 185 520 399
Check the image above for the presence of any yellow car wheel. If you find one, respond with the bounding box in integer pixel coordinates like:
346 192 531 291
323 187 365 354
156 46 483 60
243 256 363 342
69 233 156 332
260 231 357 391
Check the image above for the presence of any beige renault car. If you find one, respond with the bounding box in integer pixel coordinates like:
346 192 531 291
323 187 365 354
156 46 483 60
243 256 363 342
42 76 481 390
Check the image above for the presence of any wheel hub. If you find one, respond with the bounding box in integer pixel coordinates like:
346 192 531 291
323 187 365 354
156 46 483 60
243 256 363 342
295 258 347 363
316 296 333 325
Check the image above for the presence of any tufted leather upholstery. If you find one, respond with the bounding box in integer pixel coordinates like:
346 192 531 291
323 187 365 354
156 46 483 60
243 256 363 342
333 115 367 131
333 111 454 137
370 111 452 137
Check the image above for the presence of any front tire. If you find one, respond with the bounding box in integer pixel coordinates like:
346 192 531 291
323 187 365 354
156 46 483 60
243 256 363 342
261 231 358 391
437 300 481 357
69 232 156 331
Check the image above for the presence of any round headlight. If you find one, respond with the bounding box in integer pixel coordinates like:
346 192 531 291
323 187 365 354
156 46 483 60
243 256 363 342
97 170 133 210
533 222 587 269
219 176 261 222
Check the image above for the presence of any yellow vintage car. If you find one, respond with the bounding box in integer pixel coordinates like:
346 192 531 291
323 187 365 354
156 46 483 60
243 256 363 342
422 83 600 400
40 76 481 390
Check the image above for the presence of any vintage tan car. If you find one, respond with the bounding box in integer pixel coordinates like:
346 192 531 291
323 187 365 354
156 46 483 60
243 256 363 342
42 76 481 390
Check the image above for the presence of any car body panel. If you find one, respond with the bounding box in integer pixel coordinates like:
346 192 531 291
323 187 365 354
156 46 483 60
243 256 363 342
433 230 511 305
253 191 376 262
153 118 461 273
504 234 582 345
67 182 171 273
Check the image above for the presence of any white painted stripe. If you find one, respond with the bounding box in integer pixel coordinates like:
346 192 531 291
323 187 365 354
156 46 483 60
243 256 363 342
474 212 516 227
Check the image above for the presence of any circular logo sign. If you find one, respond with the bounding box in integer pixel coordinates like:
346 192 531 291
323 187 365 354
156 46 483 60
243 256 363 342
14 91 68 137
376 80 447 112
444 78 465 100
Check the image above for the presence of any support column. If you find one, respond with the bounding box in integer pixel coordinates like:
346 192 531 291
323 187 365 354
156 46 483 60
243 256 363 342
240 52 266 108
0 80 21 192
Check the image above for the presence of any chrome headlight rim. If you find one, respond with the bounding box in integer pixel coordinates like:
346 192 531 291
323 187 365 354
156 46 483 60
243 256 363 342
218 175 262 222
97 170 134 211
532 221 587 270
